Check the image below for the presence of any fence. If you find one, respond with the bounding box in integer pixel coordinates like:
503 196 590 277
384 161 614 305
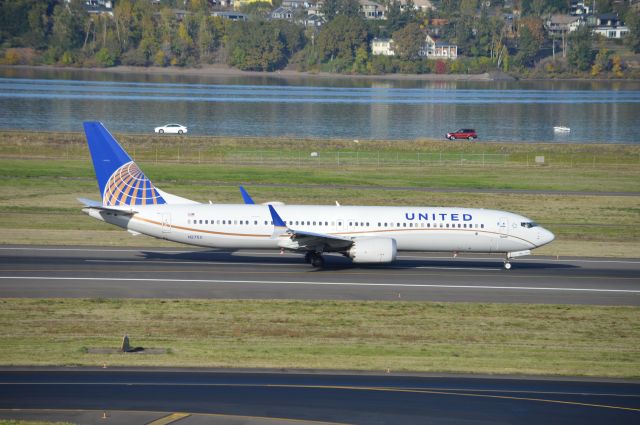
227 151 510 167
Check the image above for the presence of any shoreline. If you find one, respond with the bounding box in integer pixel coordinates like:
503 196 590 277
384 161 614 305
1 63 515 82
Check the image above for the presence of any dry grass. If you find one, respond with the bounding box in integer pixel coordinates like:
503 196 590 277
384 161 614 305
0 299 638 378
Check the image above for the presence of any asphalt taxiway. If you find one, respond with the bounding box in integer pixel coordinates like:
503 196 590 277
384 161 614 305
0 245 639 305
0 369 639 425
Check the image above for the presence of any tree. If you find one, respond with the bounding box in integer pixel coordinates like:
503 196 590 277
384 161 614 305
51 0 88 52
385 0 416 34
392 22 424 60
567 25 593 71
591 43 611 76
316 15 368 62
321 0 361 21
227 21 287 71
625 10 640 53
514 19 544 67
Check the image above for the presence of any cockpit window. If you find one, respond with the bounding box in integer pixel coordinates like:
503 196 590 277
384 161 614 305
521 222 538 228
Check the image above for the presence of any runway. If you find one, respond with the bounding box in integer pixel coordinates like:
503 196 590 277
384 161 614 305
0 245 639 305
0 368 639 425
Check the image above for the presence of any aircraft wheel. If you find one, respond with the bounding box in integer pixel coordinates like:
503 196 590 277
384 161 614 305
311 253 324 268
504 262 512 270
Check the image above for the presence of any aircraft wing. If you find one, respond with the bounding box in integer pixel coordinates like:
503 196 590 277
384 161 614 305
268 205 353 252
78 198 138 215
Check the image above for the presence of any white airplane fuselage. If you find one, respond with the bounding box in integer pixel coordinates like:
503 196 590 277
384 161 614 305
85 203 554 254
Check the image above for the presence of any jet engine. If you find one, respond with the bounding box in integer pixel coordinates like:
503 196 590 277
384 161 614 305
348 237 397 263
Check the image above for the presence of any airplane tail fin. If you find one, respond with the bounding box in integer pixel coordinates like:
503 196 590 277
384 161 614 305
83 121 167 206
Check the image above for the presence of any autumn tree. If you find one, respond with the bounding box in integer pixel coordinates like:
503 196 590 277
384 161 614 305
392 22 425 60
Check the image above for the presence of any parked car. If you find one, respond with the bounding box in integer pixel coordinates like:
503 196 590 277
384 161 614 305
446 129 477 140
154 123 188 134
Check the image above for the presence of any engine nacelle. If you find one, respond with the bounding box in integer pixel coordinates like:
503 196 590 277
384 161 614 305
348 237 397 263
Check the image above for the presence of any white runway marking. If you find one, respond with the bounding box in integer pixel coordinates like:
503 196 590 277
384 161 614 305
2 247 640 264
1 276 639 294
83 259 496 271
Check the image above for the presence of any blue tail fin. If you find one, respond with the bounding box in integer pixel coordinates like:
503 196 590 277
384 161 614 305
83 122 166 206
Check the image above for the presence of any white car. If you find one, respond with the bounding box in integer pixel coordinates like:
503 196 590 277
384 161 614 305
154 123 188 134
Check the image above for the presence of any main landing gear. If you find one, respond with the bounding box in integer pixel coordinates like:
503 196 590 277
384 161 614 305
503 261 512 270
304 252 325 268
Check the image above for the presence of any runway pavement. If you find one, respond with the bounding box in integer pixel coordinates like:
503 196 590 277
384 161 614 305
0 368 639 425
0 245 639 305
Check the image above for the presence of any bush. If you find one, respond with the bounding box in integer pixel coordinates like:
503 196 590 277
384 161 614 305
95 48 117 67
121 49 148 67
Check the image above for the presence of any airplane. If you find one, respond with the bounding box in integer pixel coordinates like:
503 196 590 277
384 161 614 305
79 122 555 269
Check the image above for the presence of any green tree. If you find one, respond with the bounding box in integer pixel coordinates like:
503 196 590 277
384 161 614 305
96 47 117 67
513 19 544 67
351 46 369 73
321 0 361 21
316 15 368 62
624 10 640 53
567 25 593 71
272 20 305 57
392 22 424 60
51 0 88 53
385 0 416 34
227 21 286 71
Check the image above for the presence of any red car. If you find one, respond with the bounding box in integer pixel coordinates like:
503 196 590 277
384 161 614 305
446 129 478 140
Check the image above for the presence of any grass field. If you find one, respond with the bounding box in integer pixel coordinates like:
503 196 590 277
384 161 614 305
0 298 638 378
0 132 639 376
1 130 639 256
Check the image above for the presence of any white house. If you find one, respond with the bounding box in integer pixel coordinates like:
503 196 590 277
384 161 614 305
359 0 385 20
371 35 457 60
593 26 629 39
419 35 458 59
371 38 394 56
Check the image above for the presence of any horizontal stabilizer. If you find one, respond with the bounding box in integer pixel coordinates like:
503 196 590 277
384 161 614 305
78 198 137 214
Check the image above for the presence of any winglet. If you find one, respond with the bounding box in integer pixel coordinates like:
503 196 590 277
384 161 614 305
268 205 287 229
240 186 255 204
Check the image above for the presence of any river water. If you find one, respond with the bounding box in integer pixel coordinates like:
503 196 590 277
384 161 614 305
1 67 639 143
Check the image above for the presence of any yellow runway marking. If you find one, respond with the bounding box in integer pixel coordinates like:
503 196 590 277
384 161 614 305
147 412 190 425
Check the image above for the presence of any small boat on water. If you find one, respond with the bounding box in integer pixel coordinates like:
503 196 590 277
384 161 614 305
553 126 571 132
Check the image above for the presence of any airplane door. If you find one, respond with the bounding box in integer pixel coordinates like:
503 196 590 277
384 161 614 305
498 217 508 238
160 213 171 233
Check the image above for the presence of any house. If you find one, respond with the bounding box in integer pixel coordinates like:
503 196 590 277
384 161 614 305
372 35 457 60
303 14 325 27
233 0 272 9
569 0 591 16
282 0 309 8
271 6 294 20
359 0 385 20
65 0 114 16
371 38 394 56
211 11 248 20
592 13 628 39
544 14 582 36
593 26 629 39
419 35 457 60
398 0 434 11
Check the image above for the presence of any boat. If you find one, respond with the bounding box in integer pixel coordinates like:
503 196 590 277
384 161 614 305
553 126 571 132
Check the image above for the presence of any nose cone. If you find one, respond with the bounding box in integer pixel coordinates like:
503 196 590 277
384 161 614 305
538 228 555 246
